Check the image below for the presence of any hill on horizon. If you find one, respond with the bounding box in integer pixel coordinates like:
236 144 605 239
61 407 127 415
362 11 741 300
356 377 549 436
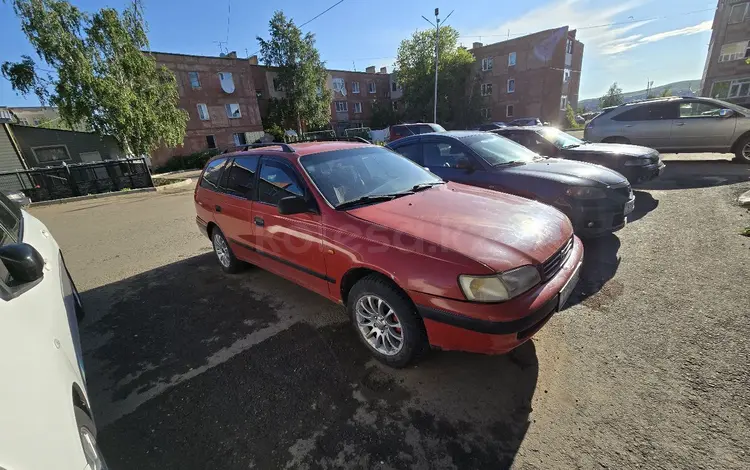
579 80 702 111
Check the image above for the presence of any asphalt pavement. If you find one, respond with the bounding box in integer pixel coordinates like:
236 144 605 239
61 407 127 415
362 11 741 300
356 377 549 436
30 160 750 469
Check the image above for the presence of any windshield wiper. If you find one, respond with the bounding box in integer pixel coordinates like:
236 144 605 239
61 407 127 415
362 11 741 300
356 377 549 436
335 192 413 210
562 143 581 149
411 181 445 192
492 160 526 167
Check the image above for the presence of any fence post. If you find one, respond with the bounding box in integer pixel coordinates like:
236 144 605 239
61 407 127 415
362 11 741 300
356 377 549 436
126 160 135 188
143 157 155 188
62 162 80 197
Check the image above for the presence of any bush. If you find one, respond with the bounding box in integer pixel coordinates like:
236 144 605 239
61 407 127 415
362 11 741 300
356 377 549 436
265 124 285 142
153 149 221 173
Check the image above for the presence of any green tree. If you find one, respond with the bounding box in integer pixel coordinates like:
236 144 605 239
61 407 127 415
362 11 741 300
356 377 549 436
564 104 580 129
369 100 400 129
1 0 188 156
257 11 331 134
599 82 624 108
395 26 481 129
660 87 672 97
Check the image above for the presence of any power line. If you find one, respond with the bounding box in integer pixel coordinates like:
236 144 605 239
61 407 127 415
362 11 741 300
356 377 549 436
299 0 345 28
225 0 231 46
459 7 716 40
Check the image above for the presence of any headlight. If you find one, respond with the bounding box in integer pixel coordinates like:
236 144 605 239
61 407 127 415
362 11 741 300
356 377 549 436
565 186 607 199
459 265 541 302
624 158 648 166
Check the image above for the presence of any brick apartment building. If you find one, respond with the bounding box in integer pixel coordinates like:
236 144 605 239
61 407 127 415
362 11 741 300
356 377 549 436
700 0 750 106
150 52 264 167
250 61 392 135
470 27 584 125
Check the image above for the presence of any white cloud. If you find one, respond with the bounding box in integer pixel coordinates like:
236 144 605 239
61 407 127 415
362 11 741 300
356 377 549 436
599 19 712 54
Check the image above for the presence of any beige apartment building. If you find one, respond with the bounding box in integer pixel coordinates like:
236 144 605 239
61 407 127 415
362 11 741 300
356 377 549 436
700 0 750 106
470 27 584 125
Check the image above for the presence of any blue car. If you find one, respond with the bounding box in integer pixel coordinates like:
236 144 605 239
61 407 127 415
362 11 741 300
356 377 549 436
387 131 635 237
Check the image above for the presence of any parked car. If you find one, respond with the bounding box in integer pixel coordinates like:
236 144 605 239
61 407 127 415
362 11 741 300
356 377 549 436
584 96 750 162
2 189 32 207
475 122 507 131
388 123 446 142
195 142 583 367
0 191 106 469
508 117 544 126
492 126 665 184
387 131 635 237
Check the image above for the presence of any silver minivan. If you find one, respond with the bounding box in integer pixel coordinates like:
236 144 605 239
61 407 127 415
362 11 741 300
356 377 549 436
584 97 750 162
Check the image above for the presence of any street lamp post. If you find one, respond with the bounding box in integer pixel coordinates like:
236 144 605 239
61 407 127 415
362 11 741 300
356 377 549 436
422 8 453 124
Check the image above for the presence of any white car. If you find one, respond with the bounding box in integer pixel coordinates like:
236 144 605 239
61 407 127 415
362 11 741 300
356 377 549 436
0 192 106 470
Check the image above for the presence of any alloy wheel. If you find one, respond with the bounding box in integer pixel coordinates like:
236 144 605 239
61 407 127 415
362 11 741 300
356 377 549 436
355 294 404 356
743 142 750 160
213 233 231 268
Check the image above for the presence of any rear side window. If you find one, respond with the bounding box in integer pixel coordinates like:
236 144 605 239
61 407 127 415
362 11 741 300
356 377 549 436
417 124 444 134
393 143 423 164
200 158 227 190
258 162 304 206
224 156 259 198
392 125 411 139
613 103 677 121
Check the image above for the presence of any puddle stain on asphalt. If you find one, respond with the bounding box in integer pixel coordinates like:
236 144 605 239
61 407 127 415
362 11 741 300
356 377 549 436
98 322 538 470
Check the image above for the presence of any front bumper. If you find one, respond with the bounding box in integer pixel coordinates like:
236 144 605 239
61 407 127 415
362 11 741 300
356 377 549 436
620 161 665 184
411 236 584 355
565 192 635 238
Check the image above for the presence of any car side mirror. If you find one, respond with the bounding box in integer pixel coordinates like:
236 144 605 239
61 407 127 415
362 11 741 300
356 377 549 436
719 108 734 118
0 243 44 283
455 157 474 171
278 196 313 215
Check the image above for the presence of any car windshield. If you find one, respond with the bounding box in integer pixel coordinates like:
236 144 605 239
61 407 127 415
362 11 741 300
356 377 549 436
461 133 538 165
300 146 442 208
537 127 585 149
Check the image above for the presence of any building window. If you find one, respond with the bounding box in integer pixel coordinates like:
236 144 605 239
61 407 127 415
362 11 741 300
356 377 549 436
352 81 360 93
507 79 515 93
718 40 750 62
19 119 29 126
256 89 263 98
197 103 209 121
206 135 217 149
233 133 248 146
563 68 571 83
481 83 493 96
566 39 574 54
33 145 70 163
189 71 200 88
332 77 346 95
729 3 749 24
335 101 348 112
480 108 491 119
273 78 283 91
392 101 399 111
391 81 397 92
368 81 376 94
506 105 514 117
481 57 493 71
508 52 516 67
218 72 235 93
225 103 242 119
354 102 362 114
560 95 568 110
33 119 40 126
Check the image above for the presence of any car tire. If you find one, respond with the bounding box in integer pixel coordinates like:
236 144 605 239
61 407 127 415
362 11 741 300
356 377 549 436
74 406 107 470
347 274 429 368
733 135 750 163
211 227 243 274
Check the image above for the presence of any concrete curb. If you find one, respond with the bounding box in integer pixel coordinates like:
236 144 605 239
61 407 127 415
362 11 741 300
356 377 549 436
28 187 157 207
739 189 750 208
155 178 195 192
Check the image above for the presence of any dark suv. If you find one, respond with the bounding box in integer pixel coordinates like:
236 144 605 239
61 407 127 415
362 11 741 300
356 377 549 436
389 123 445 142
387 131 635 237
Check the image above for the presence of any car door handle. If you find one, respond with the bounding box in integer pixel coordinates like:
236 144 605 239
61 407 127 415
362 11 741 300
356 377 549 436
215 205 221 213
624 124 633 128
254 216 264 227
675 122 684 126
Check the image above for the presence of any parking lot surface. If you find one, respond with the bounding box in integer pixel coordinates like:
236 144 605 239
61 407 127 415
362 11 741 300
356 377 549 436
31 160 750 469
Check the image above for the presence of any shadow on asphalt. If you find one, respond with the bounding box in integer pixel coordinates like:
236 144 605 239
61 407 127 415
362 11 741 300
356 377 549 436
628 190 659 224
81 253 538 469
637 161 750 190
568 234 621 311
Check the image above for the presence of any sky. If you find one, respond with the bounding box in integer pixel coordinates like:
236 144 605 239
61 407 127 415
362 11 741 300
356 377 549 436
0 0 717 107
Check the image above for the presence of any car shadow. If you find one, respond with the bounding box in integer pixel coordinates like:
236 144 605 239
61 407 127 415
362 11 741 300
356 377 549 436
637 161 750 190
80 253 537 469
627 190 659 224
567 234 621 310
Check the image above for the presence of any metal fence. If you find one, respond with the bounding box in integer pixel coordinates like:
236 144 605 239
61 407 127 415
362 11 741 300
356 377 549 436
0 158 153 202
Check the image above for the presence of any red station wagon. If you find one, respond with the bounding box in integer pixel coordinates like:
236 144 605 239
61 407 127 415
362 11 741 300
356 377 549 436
194 141 583 367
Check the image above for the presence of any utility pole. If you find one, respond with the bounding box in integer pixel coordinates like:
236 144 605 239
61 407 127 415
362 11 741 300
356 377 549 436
422 8 453 124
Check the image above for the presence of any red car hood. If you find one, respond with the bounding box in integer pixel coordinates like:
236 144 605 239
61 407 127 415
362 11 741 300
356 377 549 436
347 182 573 272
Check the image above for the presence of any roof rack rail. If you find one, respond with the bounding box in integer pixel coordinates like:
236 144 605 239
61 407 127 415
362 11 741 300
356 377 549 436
222 142 295 154
298 136 370 144
626 96 683 105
